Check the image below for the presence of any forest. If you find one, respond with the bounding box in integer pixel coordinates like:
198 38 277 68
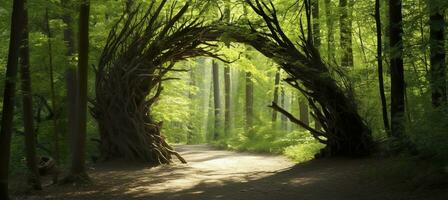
0 0 447 199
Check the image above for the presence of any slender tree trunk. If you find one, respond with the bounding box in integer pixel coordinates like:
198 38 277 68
311 0 321 47
68 0 90 181
299 99 309 126
187 63 195 144
61 0 78 163
272 68 281 123
324 0 335 62
20 2 42 190
223 3 232 136
44 8 60 183
212 60 221 140
339 0 354 68
280 87 287 130
224 65 231 136
389 0 405 138
245 72 254 130
0 0 26 199
429 2 447 107
375 0 390 132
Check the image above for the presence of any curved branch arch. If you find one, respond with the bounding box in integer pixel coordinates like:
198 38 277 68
92 0 373 164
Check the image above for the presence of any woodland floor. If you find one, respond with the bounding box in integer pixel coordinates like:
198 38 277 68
12 144 448 200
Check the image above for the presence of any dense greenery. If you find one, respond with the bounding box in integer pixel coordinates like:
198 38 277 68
0 0 447 198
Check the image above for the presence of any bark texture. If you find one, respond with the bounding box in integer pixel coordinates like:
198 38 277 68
19 2 42 190
429 2 447 107
0 0 26 199
389 0 405 138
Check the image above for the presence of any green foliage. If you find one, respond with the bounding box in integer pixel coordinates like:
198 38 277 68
407 99 448 166
284 141 325 163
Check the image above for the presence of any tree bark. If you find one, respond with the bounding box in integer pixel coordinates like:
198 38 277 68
212 60 221 140
245 72 254 130
339 0 354 68
429 1 447 107
19 2 42 190
61 0 79 166
299 99 309 126
69 0 90 181
224 65 231 136
389 0 405 138
0 0 26 199
311 0 321 47
324 0 335 62
280 87 287 130
44 8 60 183
375 0 390 132
271 68 281 123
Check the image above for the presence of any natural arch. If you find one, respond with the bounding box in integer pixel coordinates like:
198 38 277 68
91 0 373 164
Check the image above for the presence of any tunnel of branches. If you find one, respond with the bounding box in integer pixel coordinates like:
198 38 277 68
90 0 374 164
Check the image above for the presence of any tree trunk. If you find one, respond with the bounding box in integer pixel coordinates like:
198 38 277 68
375 0 390 132
212 60 221 140
68 0 90 182
339 0 354 68
324 0 335 62
429 2 447 107
187 64 194 144
299 99 309 126
271 68 281 123
224 65 231 136
61 0 79 166
245 72 254 130
311 0 321 47
19 2 42 190
389 0 405 138
0 0 26 199
44 8 60 183
280 87 287 130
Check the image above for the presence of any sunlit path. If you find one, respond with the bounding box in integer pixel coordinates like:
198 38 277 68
14 145 447 200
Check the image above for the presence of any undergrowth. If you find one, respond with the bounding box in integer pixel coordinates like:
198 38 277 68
212 124 324 163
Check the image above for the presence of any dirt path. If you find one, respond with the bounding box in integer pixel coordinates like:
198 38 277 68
14 145 447 200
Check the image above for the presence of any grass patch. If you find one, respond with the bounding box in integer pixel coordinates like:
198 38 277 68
283 142 325 163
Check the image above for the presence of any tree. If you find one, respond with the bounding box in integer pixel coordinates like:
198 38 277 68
428 0 447 107
0 0 26 199
271 68 281 123
311 0 321 47
61 0 79 166
299 98 309 126
375 0 390 132
324 0 335 62
389 0 406 138
224 3 232 136
66 0 90 182
212 60 221 140
44 8 60 183
19 1 42 190
339 0 354 67
246 72 254 130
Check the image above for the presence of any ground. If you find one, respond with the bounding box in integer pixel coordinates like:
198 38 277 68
12 145 448 200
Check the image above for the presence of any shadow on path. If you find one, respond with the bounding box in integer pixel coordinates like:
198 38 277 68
13 145 448 200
